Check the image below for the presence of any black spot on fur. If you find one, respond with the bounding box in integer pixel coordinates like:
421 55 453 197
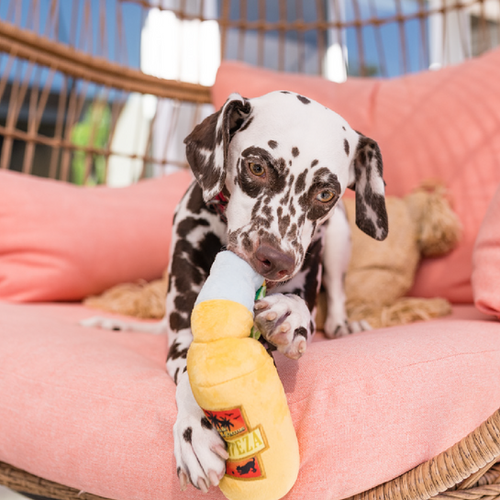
251 199 262 218
295 170 307 194
292 147 300 157
174 291 198 313
275 157 288 174
183 427 193 443
280 91 290 94
300 234 324 311
177 217 210 239
170 251 203 293
268 140 278 149
279 189 290 206
279 214 290 238
168 341 189 361
227 229 241 248
169 311 190 331
311 159 319 168
294 327 308 339
297 95 311 104
201 417 213 430
342 126 346 131
344 139 350 156
242 232 253 252
186 183 207 214
262 204 273 220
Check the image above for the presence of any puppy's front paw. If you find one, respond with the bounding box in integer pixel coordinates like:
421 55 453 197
173 410 228 492
324 318 371 338
174 373 228 492
254 294 312 359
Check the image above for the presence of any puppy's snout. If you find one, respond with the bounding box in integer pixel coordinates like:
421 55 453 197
254 244 294 281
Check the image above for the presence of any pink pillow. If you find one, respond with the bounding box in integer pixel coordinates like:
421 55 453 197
472 182 500 318
0 302 499 500
0 170 192 302
212 48 500 303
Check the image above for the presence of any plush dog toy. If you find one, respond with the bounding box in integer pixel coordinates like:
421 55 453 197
187 250 300 500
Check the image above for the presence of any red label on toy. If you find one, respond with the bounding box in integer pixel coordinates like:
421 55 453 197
203 408 248 439
203 406 268 480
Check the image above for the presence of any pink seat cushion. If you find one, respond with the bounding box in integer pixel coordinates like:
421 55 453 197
472 183 500 319
1 301 499 500
212 48 500 303
0 170 192 302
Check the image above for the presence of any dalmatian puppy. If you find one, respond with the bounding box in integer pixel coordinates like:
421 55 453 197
83 90 388 493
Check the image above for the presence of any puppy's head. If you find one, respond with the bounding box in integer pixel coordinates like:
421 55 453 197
185 91 388 283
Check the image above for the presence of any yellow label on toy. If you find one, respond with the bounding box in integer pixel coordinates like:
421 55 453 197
203 406 268 481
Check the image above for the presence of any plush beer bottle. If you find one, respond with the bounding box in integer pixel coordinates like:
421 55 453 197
187 250 300 500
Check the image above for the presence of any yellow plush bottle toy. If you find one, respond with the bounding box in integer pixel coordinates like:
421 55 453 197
187 250 300 500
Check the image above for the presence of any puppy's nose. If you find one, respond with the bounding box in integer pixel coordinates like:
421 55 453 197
254 244 294 281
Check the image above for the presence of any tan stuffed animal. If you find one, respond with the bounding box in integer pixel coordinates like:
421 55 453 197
316 182 461 330
85 183 461 330
84 268 168 319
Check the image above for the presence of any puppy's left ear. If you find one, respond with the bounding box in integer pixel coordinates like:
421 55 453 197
348 134 388 241
184 93 251 203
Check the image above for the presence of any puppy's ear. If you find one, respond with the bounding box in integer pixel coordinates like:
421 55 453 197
348 134 388 241
184 93 251 203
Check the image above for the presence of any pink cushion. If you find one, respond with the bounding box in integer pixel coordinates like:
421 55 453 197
472 183 500 319
0 170 192 302
1 301 499 500
212 48 500 303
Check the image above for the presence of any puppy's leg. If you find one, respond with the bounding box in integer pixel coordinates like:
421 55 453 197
166 183 229 492
170 342 228 492
322 202 370 337
253 229 324 358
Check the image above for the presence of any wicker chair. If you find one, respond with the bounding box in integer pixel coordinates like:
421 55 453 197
1 0 500 498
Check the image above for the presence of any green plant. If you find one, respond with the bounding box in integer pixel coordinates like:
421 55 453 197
71 102 111 185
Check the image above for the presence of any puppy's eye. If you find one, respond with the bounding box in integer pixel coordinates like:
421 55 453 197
248 162 265 177
316 190 336 203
